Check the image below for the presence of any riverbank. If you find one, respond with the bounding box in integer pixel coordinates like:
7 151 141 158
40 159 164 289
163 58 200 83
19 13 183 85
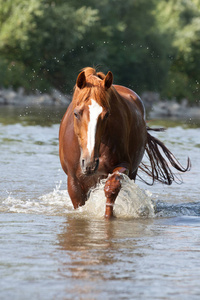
0 88 200 120
142 91 200 120
0 87 71 106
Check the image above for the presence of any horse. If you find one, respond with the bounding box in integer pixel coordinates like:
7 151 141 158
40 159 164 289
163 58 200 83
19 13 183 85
59 67 191 218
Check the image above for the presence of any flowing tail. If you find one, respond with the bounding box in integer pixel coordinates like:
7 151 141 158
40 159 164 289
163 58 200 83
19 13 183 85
138 127 191 185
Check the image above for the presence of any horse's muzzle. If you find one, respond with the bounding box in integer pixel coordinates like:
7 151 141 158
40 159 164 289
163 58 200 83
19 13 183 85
81 158 99 175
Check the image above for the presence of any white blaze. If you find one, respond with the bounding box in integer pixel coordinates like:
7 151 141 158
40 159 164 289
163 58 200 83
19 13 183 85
87 99 103 156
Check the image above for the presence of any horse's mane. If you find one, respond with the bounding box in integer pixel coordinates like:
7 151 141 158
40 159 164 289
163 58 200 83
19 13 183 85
72 67 111 108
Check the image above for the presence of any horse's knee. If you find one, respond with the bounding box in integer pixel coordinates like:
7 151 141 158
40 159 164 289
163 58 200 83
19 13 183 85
104 172 121 201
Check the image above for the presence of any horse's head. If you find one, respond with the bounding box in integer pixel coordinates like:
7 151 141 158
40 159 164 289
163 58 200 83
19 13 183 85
73 68 113 175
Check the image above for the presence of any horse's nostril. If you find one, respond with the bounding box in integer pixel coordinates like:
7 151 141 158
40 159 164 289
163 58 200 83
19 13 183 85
94 158 99 171
82 159 85 168
81 157 99 174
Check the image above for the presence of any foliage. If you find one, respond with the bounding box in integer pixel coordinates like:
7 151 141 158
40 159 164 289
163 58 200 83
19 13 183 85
0 0 199 103
0 0 98 91
155 0 200 102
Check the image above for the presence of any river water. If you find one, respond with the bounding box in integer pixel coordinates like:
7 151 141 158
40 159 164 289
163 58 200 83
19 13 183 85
0 105 200 300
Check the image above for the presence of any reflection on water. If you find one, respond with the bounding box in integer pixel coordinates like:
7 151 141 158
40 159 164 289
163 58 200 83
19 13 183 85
57 217 146 282
1 211 200 299
56 215 200 299
0 105 200 300
58 216 150 251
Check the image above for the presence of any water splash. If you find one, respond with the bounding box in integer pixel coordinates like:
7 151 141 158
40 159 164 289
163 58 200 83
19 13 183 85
1 176 200 219
1 182 73 216
0 176 154 218
80 174 155 219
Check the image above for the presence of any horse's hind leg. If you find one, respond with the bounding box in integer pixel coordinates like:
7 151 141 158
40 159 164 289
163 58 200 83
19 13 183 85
104 166 129 218
67 175 87 209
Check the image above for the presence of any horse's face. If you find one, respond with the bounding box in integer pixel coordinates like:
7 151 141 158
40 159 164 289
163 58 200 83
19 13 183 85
73 70 113 175
74 99 109 175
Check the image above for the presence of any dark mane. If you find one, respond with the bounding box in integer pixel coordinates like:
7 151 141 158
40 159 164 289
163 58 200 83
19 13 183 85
72 67 111 108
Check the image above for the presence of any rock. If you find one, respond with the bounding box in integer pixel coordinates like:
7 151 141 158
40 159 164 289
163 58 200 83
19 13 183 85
0 87 72 106
1 89 21 105
0 90 6 104
51 89 71 105
149 101 169 118
17 87 25 97
188 107 200 119
149 99 200 120
141 91 160 109
36 94 54 105
181 98 188 108
0 87 199 121
167 101 182 117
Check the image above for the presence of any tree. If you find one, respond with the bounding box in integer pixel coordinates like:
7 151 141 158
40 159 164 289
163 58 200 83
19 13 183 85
0 0 199 103
0 0 98 91
64 0 172 93
155 0 200 102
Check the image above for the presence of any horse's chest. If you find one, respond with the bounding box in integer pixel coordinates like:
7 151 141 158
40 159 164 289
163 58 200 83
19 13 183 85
98 144 120 172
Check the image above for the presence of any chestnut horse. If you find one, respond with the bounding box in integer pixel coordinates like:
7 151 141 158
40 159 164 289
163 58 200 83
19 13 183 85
59 67 190 218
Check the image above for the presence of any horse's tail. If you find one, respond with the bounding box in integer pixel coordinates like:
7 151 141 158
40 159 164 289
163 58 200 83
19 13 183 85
138 127 191 185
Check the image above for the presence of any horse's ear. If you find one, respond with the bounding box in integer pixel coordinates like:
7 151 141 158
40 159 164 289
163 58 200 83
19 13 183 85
102 71 113 90
76 71 86 89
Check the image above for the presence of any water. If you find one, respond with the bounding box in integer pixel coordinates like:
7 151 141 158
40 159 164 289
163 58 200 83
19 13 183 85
0 105 200 299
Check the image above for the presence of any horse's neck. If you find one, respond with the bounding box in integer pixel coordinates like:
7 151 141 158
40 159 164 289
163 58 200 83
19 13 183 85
104 90 125 138
109 88 124 113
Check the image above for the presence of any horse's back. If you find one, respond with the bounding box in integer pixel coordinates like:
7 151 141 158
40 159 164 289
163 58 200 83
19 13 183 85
114 85 146 119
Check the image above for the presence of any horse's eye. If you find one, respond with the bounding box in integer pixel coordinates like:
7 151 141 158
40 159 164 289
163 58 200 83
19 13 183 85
105 112 110 119
74 112 79 119
74 109 81 119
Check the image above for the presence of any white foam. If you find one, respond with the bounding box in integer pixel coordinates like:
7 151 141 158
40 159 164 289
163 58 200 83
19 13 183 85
1 182 73 216
1 176 155 218
80 174 155 219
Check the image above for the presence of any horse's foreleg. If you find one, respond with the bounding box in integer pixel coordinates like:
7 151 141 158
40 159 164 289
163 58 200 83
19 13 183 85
104 167 129 218
67 175 87 209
